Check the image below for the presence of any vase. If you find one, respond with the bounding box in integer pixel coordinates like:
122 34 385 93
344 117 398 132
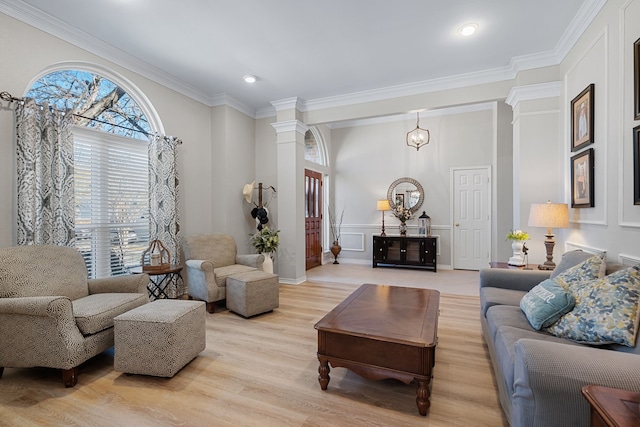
507 240 525 266
399 222 407 236
262 252 273 273
330 240 342 264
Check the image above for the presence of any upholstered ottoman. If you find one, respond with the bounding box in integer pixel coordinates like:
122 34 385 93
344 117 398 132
226 270 279 317
114 300 206 377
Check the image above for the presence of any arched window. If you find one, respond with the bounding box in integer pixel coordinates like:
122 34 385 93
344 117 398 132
26 68 157 278
304 128 326 165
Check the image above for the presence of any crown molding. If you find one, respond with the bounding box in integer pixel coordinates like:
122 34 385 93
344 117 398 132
302 66 514 113
505 81 563 108
0 0 211 105
1 0 605 116
271 97 302 112
210 93 256 118
271 120 308 135
328 102 495 129
555 0 608 60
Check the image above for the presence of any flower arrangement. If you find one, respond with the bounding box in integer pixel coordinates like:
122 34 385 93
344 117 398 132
506 229 529 241
249 226 280 253
393 205 413 223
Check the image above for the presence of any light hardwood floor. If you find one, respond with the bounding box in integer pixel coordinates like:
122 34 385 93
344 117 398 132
0 267 507 427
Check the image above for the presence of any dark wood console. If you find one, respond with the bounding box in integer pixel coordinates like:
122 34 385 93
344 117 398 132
373 235 437 271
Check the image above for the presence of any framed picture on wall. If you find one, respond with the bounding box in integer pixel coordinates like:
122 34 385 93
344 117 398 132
634 125 640 205
634 37 640 120
571 84 594 152
395 193 405 208
571 148 594 208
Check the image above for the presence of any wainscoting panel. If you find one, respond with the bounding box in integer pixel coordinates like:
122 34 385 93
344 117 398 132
564 241 607 256
339 232 365 252
619 253 640 266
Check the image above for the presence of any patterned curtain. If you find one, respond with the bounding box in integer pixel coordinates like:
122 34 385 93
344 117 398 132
149 135 181 265
16 99 75 246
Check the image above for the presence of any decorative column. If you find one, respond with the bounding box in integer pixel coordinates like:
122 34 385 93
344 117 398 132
271 98 308 283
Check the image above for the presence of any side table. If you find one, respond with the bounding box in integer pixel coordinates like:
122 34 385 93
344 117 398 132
582 385 640 427
489 262 538 270
130 265 184 300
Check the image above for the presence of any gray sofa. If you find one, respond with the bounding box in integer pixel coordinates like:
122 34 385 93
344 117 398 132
479 250 640 427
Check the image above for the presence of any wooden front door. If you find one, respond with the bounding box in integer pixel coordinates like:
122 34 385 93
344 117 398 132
305 169 322 270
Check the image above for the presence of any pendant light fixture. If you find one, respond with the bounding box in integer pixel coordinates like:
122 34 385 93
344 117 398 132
406 112 430 151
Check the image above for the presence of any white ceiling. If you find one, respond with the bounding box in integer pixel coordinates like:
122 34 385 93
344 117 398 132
2 0 605 116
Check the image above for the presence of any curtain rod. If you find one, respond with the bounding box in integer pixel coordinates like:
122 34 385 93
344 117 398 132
1 90 182 144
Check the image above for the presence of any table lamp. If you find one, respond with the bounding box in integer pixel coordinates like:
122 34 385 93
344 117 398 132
528 201 569 270
377 199 391 236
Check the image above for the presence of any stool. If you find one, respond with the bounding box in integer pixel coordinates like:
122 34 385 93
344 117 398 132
226 270 279 318
114 300 206 377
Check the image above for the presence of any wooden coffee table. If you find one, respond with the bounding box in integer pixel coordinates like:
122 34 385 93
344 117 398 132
314 283 440 416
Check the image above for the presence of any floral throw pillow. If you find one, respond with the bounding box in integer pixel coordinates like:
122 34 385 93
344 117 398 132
545 266 640 347
551 254 606 293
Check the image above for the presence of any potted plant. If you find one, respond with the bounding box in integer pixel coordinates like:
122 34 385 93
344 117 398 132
506 229 529 266
250 226 279 273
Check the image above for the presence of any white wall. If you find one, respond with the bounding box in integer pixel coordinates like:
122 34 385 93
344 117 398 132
558 0 640 265
329 107 495 267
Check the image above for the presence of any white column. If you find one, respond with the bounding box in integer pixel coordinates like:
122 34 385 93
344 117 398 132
271 99 308 283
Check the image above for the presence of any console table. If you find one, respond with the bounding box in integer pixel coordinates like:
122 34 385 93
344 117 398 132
373 235 437 271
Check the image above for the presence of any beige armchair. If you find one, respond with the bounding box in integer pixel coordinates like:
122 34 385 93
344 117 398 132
183 234 264 313
0 245 149 387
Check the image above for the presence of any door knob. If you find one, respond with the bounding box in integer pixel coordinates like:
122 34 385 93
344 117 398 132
455 223 460 227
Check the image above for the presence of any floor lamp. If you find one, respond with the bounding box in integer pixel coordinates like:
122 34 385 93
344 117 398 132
528 201 569 270
377 199 391 236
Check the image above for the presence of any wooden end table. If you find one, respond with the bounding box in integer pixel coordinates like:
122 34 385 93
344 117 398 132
130 265 184 300
489 262 539 270
314 284 439 416
582 385 640 427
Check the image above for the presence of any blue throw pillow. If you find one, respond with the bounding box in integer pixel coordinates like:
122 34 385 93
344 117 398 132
520 279 576 330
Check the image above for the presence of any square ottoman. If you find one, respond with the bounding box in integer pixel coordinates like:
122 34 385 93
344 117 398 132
114 299 206 377
226 270 279 318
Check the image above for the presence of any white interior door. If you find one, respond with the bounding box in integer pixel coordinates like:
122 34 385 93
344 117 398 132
452 167 491 270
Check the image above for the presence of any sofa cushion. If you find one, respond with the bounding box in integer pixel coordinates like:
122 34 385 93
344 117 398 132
183 234 237 269
480 287 527 316
550 250 595 278
520 279 575 330
493 326 583 401
546 266 640 347
214 264 257 287
486 305 535 341
0 245 89 300
73 293 149 335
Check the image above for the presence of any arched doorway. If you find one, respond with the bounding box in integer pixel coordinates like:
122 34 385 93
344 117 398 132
304 127 328 269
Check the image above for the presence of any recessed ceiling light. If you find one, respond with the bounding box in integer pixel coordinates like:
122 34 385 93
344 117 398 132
458 23 478 37
243 75 257 84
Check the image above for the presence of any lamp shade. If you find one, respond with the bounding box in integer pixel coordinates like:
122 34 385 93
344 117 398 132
528 202 569 229
377 199 391 211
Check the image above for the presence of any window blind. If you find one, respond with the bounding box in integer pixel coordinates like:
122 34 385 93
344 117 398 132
73 127 149 278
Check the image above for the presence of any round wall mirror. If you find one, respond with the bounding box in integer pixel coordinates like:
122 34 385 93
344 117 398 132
387 177 424 214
